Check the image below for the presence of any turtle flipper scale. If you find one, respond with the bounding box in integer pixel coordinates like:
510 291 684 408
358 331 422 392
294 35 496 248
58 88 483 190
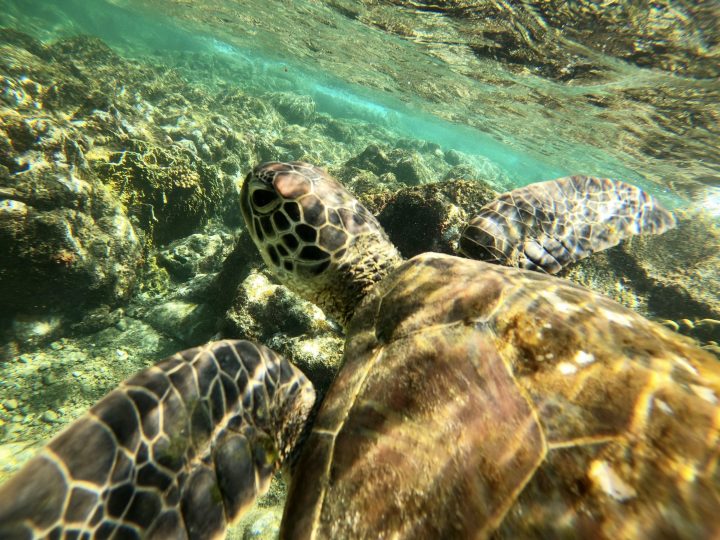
459 175 676 273
0 340 315 540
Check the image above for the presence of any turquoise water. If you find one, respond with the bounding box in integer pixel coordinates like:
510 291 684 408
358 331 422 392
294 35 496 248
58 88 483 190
11 0 564 184
5 0 717 206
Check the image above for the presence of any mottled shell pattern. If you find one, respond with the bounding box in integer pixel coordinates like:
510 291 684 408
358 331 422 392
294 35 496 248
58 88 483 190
285 253 720 538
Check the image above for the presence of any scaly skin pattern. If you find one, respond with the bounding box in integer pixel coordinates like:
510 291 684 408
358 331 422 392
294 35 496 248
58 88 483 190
459 175 676 273
241 161 402 328
284 254 720 539
0 340 315 540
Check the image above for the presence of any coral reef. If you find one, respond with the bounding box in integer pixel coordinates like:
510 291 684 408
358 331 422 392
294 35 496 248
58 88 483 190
359 179 497 257
0 110 142 347
0 29 355 350
269 92 317 125
343 143 435 185
97 141 225 244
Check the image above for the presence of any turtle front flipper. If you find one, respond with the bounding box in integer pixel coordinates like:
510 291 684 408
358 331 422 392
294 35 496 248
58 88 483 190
0 340 315 540
459 176 676 273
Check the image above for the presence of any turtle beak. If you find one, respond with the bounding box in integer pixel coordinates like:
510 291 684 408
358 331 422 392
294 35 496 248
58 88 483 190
243 164 283 215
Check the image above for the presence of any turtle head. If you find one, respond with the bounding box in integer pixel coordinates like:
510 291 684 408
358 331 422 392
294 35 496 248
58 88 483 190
241 162 402 327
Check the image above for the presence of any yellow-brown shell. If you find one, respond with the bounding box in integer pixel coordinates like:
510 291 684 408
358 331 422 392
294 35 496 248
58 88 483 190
283 253 720 538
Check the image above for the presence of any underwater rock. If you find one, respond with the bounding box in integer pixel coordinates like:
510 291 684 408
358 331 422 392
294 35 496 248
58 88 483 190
1 399 17 412
358 179 497 258
40 410 59 424
3 31 241 245
224 269 333 341
10 35 130 112
267 333 344 401
444 155 514 192
444 148 464 166
269 92 317 125
390 149 434 185
0 30 254 351
223 269 343 393
253 135 284 163
395 138 443 154
0 157 142 346
48 34 120 70
345 143 439 185
0 28 50 60
3 116 37 154
317 114 360 143
236 506 283 539
272 122 357 165
161 112 246 168
157 228 235 281
97 141 229 245
443 163 481 181
144 300 217 345
344 143 393 175
69 306 124 335
216 91 285 135
127 223 240 346
274 126 318 162
343 168 401 198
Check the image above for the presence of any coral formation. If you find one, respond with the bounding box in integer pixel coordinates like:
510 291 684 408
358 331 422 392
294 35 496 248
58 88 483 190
344 143 435 185
269 92 317 125
98 140 225 244
0 111 142 346
359 179 497 257
223 268 343 394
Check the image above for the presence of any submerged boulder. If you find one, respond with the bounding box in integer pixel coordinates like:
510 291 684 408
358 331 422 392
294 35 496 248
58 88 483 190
358 178 497 257
0 113 142 345
344 143 434 185
96 141 227 245
269 92 317 125
223 268 343 394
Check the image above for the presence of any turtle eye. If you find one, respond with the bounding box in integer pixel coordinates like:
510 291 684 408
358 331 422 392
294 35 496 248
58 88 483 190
250 187 281 214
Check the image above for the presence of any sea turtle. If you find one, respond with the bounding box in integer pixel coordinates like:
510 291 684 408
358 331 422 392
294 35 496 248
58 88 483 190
1 161 719 539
